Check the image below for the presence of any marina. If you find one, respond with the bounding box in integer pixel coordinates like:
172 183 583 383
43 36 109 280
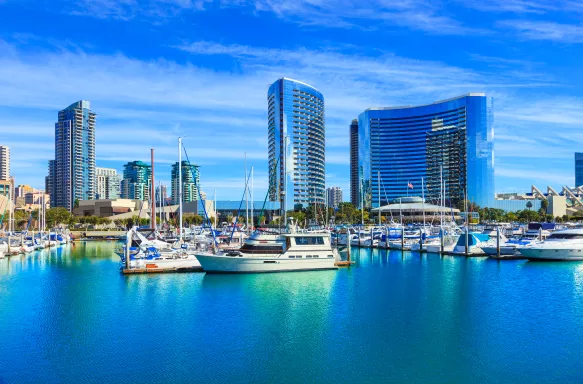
1 241 583 383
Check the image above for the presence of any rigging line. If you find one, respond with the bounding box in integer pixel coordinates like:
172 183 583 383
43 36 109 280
229 169 252 244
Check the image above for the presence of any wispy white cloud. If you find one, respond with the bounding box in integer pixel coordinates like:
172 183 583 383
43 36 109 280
498 20 583 42
57 0 485 35
462 0 561 14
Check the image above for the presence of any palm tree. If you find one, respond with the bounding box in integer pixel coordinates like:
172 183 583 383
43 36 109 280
526 201 533 211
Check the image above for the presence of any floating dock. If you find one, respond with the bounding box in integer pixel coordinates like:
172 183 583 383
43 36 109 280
122 266 204 274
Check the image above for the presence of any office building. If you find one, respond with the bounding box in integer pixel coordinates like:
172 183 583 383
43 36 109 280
95 167 120 199
267 78 325 210
14 185 35 200
0 145 10 181
155 184 169 206
326 187 343 209
349 119 359 206
171 161 200 204
50 100 96 210
121 161 151 201
575 153 583 187
356 94 494 208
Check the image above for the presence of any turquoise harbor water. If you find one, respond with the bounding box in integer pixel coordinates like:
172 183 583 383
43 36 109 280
1 243 583 383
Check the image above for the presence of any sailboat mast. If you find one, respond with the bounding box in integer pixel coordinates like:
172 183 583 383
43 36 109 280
422 177 425 229
245 152 249 234
440 165 443 228
178 137 183 242
158 181 162 226
378 171 381 226
251 167 254 231
214 189 217 229
283 136 287 228
151 148 156 230
360 176 364 226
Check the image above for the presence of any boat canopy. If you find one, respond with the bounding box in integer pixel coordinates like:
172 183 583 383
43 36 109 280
456 233 489 247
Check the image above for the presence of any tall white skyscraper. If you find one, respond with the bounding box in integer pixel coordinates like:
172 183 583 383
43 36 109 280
50 101 96 210
326 187 343 209
267 78 325 210
0 145 10 181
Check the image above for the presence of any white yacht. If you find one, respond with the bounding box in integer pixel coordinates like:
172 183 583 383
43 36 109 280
195 230 339 273
520 229 583 261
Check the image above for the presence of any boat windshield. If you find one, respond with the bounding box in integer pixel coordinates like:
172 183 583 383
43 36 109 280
547 233 583 239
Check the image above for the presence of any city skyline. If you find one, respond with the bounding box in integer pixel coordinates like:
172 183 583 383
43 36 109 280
1 1 582 200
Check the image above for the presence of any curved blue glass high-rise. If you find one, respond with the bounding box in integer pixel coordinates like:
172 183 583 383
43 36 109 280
355 94 494 209
268 78 325 210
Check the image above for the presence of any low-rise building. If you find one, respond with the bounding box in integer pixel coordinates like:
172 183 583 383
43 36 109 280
74 199 148 217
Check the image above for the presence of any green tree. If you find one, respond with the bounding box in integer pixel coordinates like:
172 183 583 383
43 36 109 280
46 207 72 227
540 199 549 214
287 210 306 225
504 212 518 222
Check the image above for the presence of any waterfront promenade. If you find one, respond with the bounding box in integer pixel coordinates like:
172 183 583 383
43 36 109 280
1 242 582 383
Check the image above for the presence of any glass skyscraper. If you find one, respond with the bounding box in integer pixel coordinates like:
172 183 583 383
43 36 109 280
171 161 200 204
51 100 96 210
575 153 583 187
354 94 494 208
121 161 151 201
349 119 359 206
267 78 325 210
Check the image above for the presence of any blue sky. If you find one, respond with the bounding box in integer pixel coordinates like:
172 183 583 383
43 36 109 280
0 0 582 201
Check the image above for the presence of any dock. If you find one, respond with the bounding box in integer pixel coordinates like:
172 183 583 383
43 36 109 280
122 266 204 274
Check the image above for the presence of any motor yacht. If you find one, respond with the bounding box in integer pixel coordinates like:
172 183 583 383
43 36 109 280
195 223 339 273
520 229 583 261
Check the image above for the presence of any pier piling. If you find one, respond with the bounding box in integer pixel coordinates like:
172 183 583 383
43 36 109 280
496 227 500 258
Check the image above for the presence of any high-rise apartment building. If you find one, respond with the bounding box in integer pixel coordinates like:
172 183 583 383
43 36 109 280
121 161 151 201
171 161 200 204
45 160 56 206
0 145 10 181
575 153 583 187
156 185 168 203
50 101 96 210
326 187 343 209
95 167 121 199
355 94 494 208
268 78 325 210
349 119 359 206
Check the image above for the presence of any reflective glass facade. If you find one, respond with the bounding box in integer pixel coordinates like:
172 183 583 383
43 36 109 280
121 161 151 201
575 153 583 187
268 78 325 210
171 161 200 204
53 100 96 210
357 94 494 208
349 119 359 206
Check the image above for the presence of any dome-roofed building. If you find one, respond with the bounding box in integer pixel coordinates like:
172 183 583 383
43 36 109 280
371 196 461 223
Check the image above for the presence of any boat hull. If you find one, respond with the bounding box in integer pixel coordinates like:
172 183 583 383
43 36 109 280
195 254 338 273
129 257 201 270
481 246 517 256
520 248 583 261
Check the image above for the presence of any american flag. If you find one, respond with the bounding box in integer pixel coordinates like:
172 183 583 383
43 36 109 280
408 182 414 189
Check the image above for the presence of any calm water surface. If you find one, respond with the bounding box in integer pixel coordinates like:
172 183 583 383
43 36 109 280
1 242 583 383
